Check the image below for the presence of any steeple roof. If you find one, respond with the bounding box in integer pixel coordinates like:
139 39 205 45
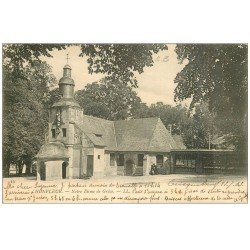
59 77 74 85
52 97 80 108
63 64 71 70
52 60 80 107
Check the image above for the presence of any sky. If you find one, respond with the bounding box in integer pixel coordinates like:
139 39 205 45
43 44 189 106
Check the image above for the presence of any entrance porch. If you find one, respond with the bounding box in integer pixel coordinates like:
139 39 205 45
36 142 69 181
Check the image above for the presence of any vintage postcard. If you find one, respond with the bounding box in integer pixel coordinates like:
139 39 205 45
2 43 248 203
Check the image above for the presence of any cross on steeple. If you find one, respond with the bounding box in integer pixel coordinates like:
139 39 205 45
66 53 70 64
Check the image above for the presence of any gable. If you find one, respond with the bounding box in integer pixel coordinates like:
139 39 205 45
172 134 186 149
114 117 159 151
149 119 179 152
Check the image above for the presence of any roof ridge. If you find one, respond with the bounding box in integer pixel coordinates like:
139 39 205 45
83 114 113 123
114 116 159 123
82 114 159 124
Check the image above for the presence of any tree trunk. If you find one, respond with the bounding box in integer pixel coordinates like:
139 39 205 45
17 162 23 176
25 163 31 176
4 163 10 177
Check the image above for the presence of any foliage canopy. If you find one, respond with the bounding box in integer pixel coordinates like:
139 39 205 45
80 44 167 87
174 44 247 149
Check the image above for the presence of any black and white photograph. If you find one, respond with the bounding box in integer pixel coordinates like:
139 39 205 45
0 1 250 250
2 43 248 203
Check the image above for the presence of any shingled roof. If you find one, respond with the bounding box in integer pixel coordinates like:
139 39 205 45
115 117 163 151
172 134 186 149
76 115 185 152
36 142 69 160
77 115 117 149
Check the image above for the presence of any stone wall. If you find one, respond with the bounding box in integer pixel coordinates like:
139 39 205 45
72 147 81 178
104 153 117 176
93 147 105 178
37 160 65 181
143 153 170 175
105 152 160 176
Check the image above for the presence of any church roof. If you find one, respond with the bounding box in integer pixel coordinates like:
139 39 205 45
85 133 106 147
77 115 185 152
114 117 159 151
172 134 186 149
77 115 117 149
36 142 69 160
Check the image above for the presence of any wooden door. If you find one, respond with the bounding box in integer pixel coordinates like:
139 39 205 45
87 155 94 177
62 162 67 179
125 159 134 176
40 162 46 180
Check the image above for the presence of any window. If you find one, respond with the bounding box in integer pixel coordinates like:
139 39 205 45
110 153 115 166
176 155 185 166
51 129 56 138
138 154 144 167
156 154 164 167
98 155 101 159
117 154 124 166
62 128 67 137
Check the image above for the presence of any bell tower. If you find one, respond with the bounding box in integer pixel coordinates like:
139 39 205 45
59 54 75 98
38 54 85 180
48 54 83 145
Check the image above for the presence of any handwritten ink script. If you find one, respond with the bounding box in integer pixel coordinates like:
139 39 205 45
3 176 247 204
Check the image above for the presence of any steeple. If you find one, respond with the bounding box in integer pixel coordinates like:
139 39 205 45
52 54 80 108
58 54 75 99
63 64 72 77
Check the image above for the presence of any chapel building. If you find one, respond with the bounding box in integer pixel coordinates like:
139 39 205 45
36 64 185 180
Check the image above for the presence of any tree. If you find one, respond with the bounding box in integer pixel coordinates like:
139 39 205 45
130 102 151 119
3 44 69 176
181 103 217 149
4 44 167 87
3 61 57 176
75 77 145 120
44 87 62 110
174 44 247 149
80 44 167 87
139 102 218 149
146 102 190 135
3 44 67 75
